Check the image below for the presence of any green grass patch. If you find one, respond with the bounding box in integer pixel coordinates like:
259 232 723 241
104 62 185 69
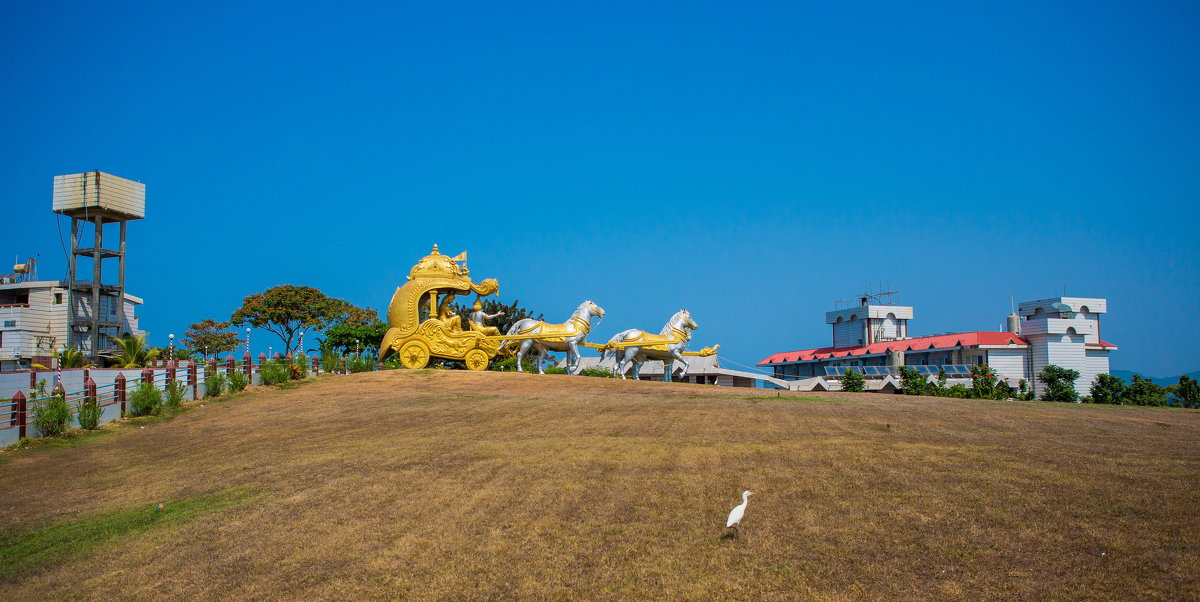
0 485 257 581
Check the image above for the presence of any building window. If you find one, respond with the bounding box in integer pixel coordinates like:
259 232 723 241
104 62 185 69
54 293 63 304
0 331 3 348
3 320 14 327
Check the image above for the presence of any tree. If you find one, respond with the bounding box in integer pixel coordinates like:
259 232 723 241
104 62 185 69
319 301 385 354
184 319 241 358
329 301 382 328
841 368 865 392
898 366 925 395
57 347 87 368
1122 374 1167 406
1038 365 1080 402
231 285 346 354
110 334 160 368
322 323 389 354
1172 375 1200 409
1089 374 1126 404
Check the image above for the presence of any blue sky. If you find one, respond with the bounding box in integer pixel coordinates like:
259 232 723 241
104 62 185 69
2 1 1197 375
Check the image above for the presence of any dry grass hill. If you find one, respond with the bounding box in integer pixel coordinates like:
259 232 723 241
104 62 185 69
1 370 1198 599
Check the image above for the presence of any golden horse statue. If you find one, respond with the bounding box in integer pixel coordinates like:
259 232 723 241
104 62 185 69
502 300 605 374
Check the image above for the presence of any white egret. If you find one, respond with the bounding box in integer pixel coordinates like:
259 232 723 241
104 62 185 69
725 490 756 538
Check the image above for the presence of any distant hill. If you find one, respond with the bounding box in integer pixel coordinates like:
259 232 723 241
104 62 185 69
1111 369 1200 387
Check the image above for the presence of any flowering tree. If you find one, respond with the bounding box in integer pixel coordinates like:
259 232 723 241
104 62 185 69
970 364 999 399
184 319 241 358
331 301 382 328
232 285 347 355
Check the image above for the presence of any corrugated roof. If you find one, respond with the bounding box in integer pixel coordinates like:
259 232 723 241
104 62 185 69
757 331 1032 365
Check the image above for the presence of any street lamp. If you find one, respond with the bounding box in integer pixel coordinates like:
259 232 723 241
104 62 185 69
299 330 305 356
245 328 251 354
168 333 174 362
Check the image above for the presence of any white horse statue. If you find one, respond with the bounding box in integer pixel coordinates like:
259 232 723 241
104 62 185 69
503 300 605 375
604 309 699 382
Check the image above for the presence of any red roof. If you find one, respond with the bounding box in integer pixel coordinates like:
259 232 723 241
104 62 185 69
757 331 1031 365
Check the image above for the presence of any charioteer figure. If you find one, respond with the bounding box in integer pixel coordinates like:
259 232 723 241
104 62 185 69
468 299 505 336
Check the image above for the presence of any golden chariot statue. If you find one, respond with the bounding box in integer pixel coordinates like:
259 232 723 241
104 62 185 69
378 245 502 370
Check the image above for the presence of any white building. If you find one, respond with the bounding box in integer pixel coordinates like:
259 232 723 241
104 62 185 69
0 279 144 371
758 296 1115 397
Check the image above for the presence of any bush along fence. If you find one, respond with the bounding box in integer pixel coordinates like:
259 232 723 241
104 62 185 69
0 351 384 447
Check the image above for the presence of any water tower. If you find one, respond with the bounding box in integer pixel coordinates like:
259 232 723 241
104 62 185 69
52 171 145 359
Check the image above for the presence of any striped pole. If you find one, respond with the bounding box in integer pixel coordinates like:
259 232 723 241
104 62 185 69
299 331 304 356
245 328 251 354
168 333 174 362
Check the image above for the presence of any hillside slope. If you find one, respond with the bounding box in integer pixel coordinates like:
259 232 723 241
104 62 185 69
2 371 1198 599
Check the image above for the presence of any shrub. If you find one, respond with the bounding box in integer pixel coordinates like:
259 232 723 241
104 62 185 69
228 371 249 392
30 379 71 437
165 380 186 411
996 381 1014 400
260 361 290 386
579 366 614 378
946 384 972 399
970 364 1000 399
898 366 925 395
77 398 101 430
1017 379 1035 401
291 354 309 380
544 366 567 375
1089 374 1125 404
348 354 374 373
841 368 865 392
1122 374 1167 406
129 381 164 417
1038 365 1080 403
489 356 537 372
382 354 405 370
205 373 227 398
321 352 343 374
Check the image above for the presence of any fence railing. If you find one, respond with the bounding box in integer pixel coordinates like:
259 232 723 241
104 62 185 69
0 352 379 446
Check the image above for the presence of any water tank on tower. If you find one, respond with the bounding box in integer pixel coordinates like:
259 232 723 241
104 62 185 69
1006 312 1021 334
52 170 145 360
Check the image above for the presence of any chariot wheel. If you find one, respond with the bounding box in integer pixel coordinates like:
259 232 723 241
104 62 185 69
464 349 490 371
398 340 430 369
